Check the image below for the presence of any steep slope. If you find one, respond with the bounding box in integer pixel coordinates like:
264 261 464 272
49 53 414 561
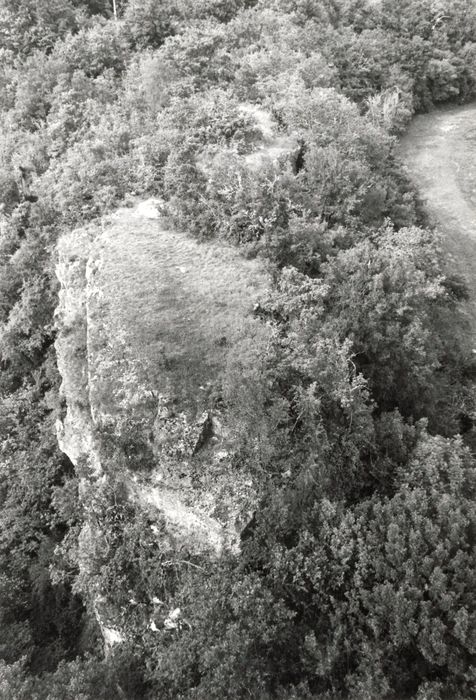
399 103 476 331
55 199 270 558
53 103 297 651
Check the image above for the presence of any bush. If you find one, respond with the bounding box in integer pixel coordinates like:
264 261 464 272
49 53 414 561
321 225 470 430
52 19 130 78
122 0 179 50
139 430 475 699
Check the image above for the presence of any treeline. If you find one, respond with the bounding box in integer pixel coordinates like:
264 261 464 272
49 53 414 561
0 1 475 698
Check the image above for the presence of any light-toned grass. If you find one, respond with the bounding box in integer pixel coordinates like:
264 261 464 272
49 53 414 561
86 203 270 418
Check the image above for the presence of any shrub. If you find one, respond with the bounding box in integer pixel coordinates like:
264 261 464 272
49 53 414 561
122 0 179 50
140 430 475 699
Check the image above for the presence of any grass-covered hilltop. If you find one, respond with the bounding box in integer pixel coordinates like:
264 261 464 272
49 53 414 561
1 1 476 698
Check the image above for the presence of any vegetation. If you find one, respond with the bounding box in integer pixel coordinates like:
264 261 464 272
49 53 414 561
0 0 475 697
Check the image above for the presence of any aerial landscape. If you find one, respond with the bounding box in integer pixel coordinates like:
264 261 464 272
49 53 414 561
0 1 475 698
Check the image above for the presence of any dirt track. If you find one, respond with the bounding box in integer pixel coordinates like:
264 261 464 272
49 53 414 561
399 103 476 330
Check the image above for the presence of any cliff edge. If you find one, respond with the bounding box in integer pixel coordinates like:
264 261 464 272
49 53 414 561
55 200 271 559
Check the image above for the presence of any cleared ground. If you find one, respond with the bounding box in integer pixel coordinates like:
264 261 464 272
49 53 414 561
399 103 476 331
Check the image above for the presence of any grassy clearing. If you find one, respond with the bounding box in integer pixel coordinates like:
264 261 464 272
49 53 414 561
86 202 270 419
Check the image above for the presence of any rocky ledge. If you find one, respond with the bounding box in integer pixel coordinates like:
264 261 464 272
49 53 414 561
55 199 271 556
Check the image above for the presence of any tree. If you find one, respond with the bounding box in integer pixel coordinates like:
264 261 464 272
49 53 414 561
122 0 180 50
0 0 78 56
321 225 471 431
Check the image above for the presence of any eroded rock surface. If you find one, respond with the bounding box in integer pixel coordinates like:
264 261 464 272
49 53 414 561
55 200 270 557
55 226 102 476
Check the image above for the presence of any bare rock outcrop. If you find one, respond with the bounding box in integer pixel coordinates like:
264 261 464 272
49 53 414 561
55 199 270 559
55 225 102 477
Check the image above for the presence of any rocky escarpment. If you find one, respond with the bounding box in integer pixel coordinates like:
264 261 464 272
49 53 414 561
55 225 102 477
54 104 298 648
55 200 271 557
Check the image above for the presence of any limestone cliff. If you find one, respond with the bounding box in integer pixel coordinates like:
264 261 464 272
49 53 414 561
53 104 295 648
55 200 271 557
55 225 101 477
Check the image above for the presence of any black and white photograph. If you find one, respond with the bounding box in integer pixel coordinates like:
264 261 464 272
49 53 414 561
0 1 475 698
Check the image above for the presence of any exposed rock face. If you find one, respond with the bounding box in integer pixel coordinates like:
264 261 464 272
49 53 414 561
55 199 270 558
55 226 102 477
55 199 271 650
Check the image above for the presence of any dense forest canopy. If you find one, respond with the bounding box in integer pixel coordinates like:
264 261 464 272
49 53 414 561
0 0 475 698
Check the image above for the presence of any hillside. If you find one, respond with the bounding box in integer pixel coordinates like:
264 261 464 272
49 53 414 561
56 199 270 558
0 2 475 699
